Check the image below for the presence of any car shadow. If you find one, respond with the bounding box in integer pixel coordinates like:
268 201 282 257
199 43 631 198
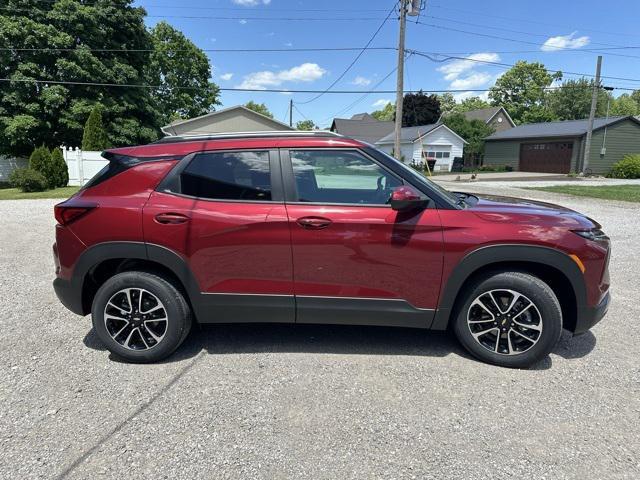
82 324 596 368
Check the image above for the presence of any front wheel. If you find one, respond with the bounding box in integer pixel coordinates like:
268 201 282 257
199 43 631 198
91 271 192 363
453 271 562 368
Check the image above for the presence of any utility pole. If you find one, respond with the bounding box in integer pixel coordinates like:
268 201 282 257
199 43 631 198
582 55 602 174
289 99 293 128
393 0 408 160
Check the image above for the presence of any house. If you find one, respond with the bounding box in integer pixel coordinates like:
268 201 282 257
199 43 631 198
161 105 294 136
330 113 394 144
460 106 515 132
375 123 467 172
483 115 640 174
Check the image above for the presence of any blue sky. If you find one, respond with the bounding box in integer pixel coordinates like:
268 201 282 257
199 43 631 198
136 0 640 128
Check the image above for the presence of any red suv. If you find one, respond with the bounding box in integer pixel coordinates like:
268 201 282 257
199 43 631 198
53 131 610 367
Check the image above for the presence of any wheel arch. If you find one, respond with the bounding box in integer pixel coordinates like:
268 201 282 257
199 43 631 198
431 244 586 332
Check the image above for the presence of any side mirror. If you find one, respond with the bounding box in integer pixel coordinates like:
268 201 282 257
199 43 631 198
389 185 428 212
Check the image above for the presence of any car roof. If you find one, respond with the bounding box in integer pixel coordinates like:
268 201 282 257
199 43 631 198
106 131 367 158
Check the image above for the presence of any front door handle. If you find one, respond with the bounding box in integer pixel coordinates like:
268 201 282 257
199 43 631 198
155 212 190 224
296 216 332 230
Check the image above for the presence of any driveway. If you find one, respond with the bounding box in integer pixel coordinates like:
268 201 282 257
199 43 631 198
0 186 638 479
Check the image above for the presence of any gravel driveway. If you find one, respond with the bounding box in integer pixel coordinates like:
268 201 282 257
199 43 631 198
1 186 638 479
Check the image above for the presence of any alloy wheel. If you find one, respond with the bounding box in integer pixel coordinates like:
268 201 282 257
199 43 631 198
103 288 168 351
467 289 543 356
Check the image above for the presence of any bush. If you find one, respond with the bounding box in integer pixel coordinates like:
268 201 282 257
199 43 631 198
82 104 109 150
49 148 69 188
29 145 52 177
609 154 640 179
8 168 48 192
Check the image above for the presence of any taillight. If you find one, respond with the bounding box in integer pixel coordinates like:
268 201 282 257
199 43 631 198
54 202 97 225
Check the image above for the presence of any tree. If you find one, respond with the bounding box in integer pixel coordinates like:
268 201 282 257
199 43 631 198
0 0 160 156
610 93 639 116
546 78 611 121
443 113 495 160
454 96 491 113
489 61 561 124
437 93 456 114
29 146 52 180
371 102 394 121
82 104 109 151
50 147 69 188
244 101 273 119
401 91 441 127
146 21 220 125
296 120 316 130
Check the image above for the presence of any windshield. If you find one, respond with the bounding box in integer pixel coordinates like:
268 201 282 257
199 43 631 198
373 148 461 205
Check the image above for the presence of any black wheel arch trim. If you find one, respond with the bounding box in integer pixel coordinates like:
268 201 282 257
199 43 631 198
431 244 587 331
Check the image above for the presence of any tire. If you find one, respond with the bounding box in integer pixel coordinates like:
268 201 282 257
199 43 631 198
91 271 192 363
452 271 562 368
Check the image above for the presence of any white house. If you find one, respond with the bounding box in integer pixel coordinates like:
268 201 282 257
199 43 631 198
375 123 467 172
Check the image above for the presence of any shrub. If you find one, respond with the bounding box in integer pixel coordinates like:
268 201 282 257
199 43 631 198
82 104 109 151
8 168 48 192
609 154 640 179
49 148 69 188
29 145 52 178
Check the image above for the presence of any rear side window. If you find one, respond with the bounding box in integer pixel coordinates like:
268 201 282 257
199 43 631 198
180 151 271 201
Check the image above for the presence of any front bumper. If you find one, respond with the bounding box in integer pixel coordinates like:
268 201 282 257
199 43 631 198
53 277 85 316
575 291 610 335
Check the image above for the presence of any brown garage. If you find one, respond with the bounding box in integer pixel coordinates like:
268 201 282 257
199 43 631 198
519 142 573 173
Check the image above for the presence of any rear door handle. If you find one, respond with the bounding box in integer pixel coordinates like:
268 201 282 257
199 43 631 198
296 216 332 230
155 212 190 224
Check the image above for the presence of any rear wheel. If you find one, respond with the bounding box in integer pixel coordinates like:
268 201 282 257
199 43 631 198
91 271 192 363
453 271 562 368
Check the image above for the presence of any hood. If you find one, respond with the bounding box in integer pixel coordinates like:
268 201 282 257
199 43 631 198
466 194 596 229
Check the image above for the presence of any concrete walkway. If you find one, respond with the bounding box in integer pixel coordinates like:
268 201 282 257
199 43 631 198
431 171 571 183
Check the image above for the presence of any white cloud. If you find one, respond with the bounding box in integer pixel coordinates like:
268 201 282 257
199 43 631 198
453 90 490 102
541 32 590 51
237 63 326 90
437 52 500 81
284 42 293 47
219 73 233 81
450 72 494 90
232 0 271 6
351 76 372 87
239 19 248 25
372 99 391 108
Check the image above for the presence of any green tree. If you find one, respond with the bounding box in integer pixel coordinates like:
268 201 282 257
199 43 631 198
49 147 69 188
296 120 316 130
437 93 456 114
454 96 491 113
489 61 562 124
0 0 161 156
146 21 220 125
443 113 495 159
244 101 273 118
29 146 52 180
371 102 394 121
546 78 611 120
401 90 441 127
610 93 639 116
82 104 109 151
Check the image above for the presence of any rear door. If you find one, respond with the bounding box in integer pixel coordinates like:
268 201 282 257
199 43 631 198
281 148 444 327
143 148 294 323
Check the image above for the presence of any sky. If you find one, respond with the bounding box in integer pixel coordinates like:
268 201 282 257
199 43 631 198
135 0 640 128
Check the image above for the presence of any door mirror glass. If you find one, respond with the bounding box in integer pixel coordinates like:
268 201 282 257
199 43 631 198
389 185 428 212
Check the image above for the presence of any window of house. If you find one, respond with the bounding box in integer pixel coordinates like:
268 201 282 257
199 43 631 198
180 151 272 201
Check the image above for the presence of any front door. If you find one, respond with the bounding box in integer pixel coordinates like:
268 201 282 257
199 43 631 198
143 149 294 323
281 148 444 328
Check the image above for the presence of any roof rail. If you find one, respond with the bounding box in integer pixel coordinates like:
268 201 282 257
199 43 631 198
152 130 343 144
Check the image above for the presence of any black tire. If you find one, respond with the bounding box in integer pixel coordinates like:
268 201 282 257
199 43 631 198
452 271 562 368
91 271 192 363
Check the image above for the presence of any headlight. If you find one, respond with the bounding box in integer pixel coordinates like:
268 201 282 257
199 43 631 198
572 228 609 242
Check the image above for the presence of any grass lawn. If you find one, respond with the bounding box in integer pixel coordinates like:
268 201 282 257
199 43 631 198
526 185 640 203
0 186 79 200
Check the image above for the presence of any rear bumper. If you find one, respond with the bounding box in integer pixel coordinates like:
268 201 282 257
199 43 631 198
574 291 610 335
53 277 85 316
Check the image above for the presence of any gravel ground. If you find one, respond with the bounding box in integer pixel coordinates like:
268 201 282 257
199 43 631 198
0 186 639 479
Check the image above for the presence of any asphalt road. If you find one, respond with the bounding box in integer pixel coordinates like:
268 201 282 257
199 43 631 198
0 185 638 479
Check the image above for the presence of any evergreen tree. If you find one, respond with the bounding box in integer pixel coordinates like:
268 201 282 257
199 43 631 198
401 91 441 127
82 105 109 151
50 147 69 188
29 146 52 179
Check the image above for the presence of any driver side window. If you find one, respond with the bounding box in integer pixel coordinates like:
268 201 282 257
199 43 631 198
290 149 402 205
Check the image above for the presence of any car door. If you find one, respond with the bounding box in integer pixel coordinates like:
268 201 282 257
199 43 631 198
143 148 294 323
281 148 444 328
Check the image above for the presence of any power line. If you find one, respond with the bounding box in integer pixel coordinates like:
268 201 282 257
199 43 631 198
294 2 398 105
0 47 398 54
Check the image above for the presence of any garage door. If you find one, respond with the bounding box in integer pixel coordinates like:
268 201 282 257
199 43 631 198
520 142 573 173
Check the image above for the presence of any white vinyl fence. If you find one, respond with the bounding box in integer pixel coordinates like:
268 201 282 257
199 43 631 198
0 156 28 182
62 147 108 186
